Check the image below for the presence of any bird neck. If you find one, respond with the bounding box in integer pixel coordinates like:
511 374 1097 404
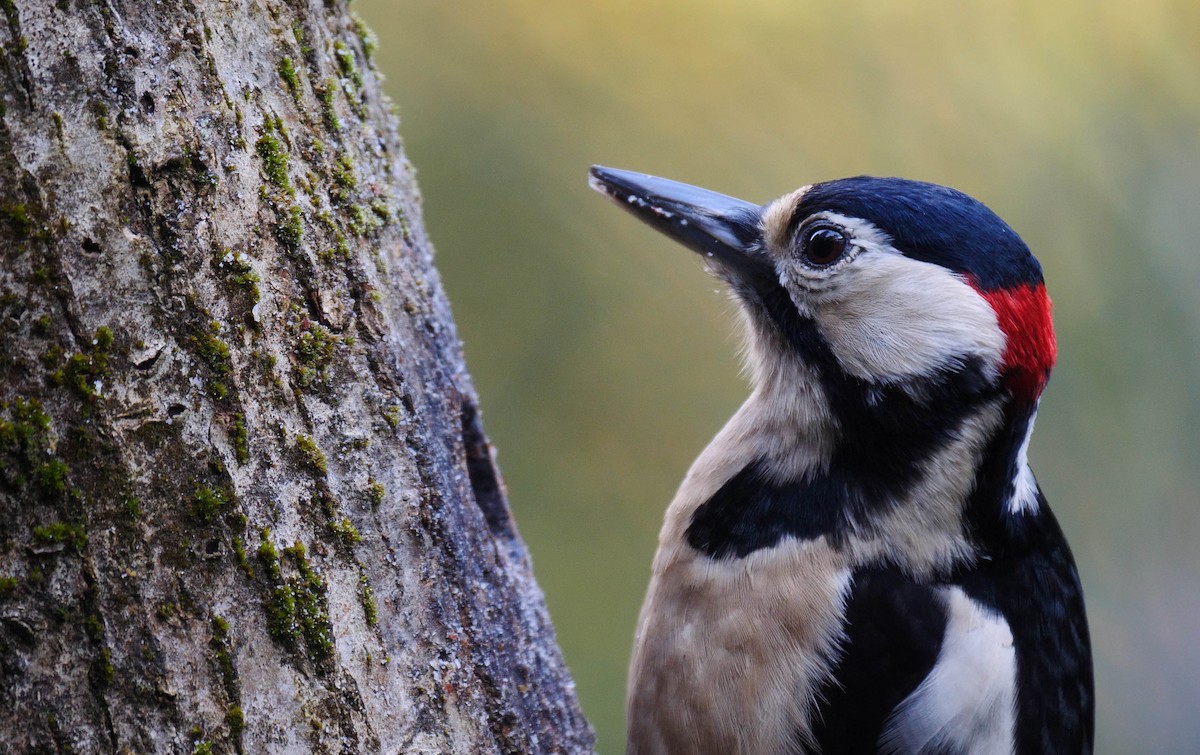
963 399 1045 552
721 290 1041 572
735 357 1040 574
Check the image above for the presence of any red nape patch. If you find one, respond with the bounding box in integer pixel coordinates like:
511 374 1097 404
974 282 1056 400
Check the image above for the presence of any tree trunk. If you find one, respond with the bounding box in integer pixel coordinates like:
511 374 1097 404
0 1 592 753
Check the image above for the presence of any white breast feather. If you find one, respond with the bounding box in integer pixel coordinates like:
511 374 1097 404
879 587 1017 755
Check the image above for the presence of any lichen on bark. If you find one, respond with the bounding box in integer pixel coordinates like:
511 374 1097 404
0 1 593 752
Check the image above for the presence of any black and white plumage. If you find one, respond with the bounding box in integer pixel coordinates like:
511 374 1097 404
588 167 1093 755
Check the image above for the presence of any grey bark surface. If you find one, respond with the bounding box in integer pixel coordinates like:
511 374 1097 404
0 1 593 753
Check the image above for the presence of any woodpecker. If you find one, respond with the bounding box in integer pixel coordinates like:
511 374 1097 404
588 166 1093 755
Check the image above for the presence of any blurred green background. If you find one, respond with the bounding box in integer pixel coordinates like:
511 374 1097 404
356 1 1200 751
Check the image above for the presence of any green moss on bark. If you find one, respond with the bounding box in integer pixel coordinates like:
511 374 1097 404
231 413 249 464
366 478 384 507
295 320 337 388
0 576 19 597
0 203 33 238
278 56 301 100
358 573 377 627
295 434 326 475
190 485 230 523
190 321 233 400
51 326 114 400
333 40 363 92
32 521 87 551
256 533 334 660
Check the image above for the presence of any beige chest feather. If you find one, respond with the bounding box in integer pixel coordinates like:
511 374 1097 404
627 541 850 755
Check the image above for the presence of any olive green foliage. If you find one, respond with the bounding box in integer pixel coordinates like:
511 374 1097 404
318 80 341 132
209 614 243 737
32 314 52 337
351 16 377 62
212 248 261 304
92 647 114 687
311 489 360 548
227 706 245 738
232 535 253 578
276 204 304 251
330 154 356 203
256 536 294 644
328 515 360 547
380 404 401 428
123 495 142 520
34 459 68 494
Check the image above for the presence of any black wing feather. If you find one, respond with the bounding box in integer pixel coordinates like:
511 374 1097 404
958 492 1094 755
808 498 1093 755
811 568 950 755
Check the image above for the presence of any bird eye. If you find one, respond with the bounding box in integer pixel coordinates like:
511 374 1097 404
801 226 848 266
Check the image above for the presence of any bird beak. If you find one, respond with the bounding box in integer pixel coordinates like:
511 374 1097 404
588 166 770 283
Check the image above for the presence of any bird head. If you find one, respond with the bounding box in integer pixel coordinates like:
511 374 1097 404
588 167 1055 410
589 167 1057 552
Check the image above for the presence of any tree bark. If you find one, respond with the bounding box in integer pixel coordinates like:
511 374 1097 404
0 1 592 753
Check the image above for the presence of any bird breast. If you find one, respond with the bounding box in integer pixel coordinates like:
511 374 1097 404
627 537 852 755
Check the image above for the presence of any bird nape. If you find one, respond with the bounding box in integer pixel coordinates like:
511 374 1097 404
589 166 1093 755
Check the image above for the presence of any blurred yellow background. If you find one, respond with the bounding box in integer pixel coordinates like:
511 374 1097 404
357 1 1200 751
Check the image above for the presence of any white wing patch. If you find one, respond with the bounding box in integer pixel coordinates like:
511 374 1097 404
879 587 1017 755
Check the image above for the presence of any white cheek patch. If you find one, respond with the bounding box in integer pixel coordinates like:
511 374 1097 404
790 248 1006 384
880 587 1017 755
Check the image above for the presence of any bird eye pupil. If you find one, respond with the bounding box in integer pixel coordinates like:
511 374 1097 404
804 227 848 265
